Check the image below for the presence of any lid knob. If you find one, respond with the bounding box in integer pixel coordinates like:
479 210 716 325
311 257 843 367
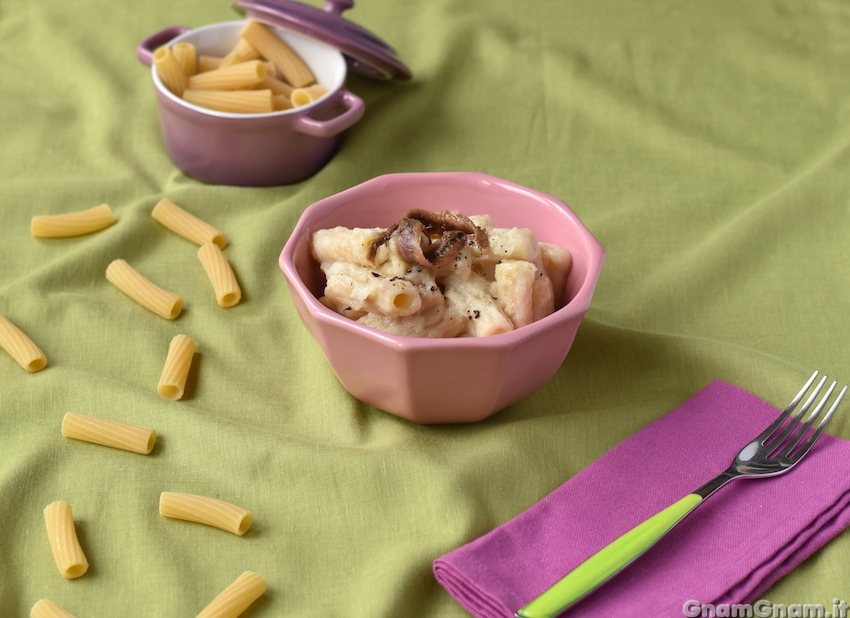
323 0 353 15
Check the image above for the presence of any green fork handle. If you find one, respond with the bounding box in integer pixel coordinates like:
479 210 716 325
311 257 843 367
515 493 704 618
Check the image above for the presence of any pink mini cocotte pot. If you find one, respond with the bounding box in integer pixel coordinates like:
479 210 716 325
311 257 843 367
136 0 410 187
279 172 606 424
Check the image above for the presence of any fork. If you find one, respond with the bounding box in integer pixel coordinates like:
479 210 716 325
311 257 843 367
515 370 848 618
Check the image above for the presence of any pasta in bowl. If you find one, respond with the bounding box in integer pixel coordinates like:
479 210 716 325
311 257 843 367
311 209 573 337
279 172 605 424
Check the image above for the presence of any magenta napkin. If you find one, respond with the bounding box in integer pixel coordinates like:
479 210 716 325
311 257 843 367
433 381 850 617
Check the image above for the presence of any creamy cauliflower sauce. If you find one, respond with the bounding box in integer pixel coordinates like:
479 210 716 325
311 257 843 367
309 209 573 337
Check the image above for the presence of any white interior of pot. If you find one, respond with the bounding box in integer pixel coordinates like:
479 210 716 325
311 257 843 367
152 20 347 118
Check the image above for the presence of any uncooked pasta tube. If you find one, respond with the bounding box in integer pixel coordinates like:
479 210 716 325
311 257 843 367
196 571 266 618
197 243 241 308
62 411 156 455
31 204 115 238
157 334 195 400
172 42 198 77
183 89 274 114
105 259 183 320
240 19 315 87
188 60 266 90
220 37 261 67
154 45 189 97
273 94 293 111
43 501 88 579
262 75 294 96
198 56 222 72
30 599 77 618
159 491 252 536
291 85 328 107
0 314 47 372
151 198 227 248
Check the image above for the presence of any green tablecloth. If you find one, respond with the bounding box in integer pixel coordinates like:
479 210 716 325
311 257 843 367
2 0 850 615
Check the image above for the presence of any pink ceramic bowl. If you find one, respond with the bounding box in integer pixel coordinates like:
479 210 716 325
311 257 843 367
137 21 364 186
278 172 605 424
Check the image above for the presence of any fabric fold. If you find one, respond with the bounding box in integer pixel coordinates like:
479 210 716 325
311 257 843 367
434 381 850 618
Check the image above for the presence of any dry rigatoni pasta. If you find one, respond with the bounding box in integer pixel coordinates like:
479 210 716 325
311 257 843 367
291 85 328 107
0 313 47 372
240 19 315 87
197 243 241 308
221 37 261 67
159 492 252 536
172 42 198 77
157 334 195 401
196 571 267 618
262 74 294 97
188 60 266 91
43 501 88 579
198 55 222 72
273 94 293 111
152 198 227 248
30 599 77 618
31 204 115 238
165 21 323 114
106 259 183 320
183 89 274 114
154 45 189 97
62 411 156 455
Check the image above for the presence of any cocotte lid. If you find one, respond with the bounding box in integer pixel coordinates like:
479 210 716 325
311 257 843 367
232 0 412 80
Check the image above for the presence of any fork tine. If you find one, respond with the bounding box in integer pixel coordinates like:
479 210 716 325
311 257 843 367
787 384 848 462
763 373 827 450
786 370 821 412
777 380 836 458
755 370 819 444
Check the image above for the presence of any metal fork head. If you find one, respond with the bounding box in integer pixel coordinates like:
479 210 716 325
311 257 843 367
732 371 847 477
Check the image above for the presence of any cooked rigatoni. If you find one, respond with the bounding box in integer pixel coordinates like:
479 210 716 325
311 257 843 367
106 259 183 320
291 85 328 107
31 204 115 238
197 243 241 308
540 241 572 308
494 260 536 329
157 334 195 401
172 42 198 77
0 314 47 372
196 571 267 618
151 198 227 248
30 599 77 618
188 60 266 91
62 412 156 455
43 501 88 579
159 491 252 536
531 266 555 322
183 89 274 114
240 19 315 87
154 45 189 97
